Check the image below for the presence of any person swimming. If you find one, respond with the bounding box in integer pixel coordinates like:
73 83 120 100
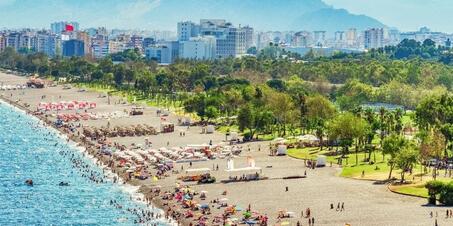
58 181 69 186
25 179 33 186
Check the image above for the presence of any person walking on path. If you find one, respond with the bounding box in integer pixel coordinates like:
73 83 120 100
341 202 345 211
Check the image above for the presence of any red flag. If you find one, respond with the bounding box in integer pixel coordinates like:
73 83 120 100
65 24 74 32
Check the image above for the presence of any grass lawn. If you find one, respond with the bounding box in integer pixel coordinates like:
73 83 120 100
392 184 429 198
288 147 394 179
391 178 453 198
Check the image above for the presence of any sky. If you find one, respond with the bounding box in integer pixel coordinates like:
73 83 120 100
0 0 452 33
323 0 453 32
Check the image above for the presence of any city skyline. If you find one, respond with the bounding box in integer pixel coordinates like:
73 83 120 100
0 0 453 33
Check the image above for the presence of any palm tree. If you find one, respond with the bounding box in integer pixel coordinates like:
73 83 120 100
379 107 387 161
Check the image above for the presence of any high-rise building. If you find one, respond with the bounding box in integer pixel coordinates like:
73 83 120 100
63 39 85 57
76 31 91 56
19 32 34 51
364 28 384 49
180 36 216 60
292 31 312 47
108 40 127 54
6 32 21 51
215 27 246 58
176 19 250 59
91 34 109 59
346 28 358 48
142 37 156 49
313 31 326 47
243 26 254 50
35 33 59 57
129 35 143 52
0 34 6 52
177 21 200 41
51 21 79 34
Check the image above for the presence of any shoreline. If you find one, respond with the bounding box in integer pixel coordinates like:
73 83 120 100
0 96 177 226
2 71 452 226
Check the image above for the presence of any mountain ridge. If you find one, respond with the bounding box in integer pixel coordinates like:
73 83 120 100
145 0 386 33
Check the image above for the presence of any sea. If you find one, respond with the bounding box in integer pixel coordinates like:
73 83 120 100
0 101 167 225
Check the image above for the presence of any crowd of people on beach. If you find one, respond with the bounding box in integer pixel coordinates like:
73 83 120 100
8 100 170 225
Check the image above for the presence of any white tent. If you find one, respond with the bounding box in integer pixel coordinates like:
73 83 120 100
185 168 211 174
225 166 261 173
297 134 319 142
277 144 287 155
316 155 327 167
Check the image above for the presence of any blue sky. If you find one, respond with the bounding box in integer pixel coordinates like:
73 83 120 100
323 0 453 32
0 0 452 32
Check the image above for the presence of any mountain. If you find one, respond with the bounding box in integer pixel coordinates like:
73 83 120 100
145 0 386 33
292 8 385 33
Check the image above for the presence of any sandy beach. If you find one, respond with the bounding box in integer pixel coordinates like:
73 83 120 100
1 71 452 226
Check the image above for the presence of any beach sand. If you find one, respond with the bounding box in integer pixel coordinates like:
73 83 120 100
1 71 452 226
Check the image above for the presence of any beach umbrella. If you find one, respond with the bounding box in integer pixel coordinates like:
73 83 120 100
243 211 252 218
200 190 208 193
200 204 209 209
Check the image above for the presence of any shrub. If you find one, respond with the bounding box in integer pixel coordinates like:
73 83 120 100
439 182 453 206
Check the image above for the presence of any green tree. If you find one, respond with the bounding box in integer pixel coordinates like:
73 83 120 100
306 95 336 150
382 134 409 179
394 145 418 183
328 112 370 164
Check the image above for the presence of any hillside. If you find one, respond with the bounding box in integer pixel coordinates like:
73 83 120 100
147 0 386 33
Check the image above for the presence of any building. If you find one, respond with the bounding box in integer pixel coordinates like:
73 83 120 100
0 34 5 52
387 29 400 46
142 37 156 49
346 28 358 48
176 19 250 59
177 21 200 41
63 39 85 57
145 41 179 64
76 31 91 56
215 27 246 58
400 27 449 45
145 46 170 64
108 40 127 54
180 36 216 60
243 26 254 50
364 28 384 49
91 34 109 58
51 21 79 34
313 31 326 47
129 35 143 52
35 33 59 57
292 31 312 47
6 32 21 51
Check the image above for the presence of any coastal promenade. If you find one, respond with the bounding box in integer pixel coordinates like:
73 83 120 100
1 71 452 226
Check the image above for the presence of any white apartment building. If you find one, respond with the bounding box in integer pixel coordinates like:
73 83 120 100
180 36 216 60
145 41 179 64
91 35 109 58
364 28 384 49
177 21 200 41
346 28 358 48
108 40 127 54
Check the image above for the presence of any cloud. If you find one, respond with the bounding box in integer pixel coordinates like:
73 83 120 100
0 0 15 6
118 0 160 20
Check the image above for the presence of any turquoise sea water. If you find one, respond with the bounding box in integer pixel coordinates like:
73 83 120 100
0 102 166 225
